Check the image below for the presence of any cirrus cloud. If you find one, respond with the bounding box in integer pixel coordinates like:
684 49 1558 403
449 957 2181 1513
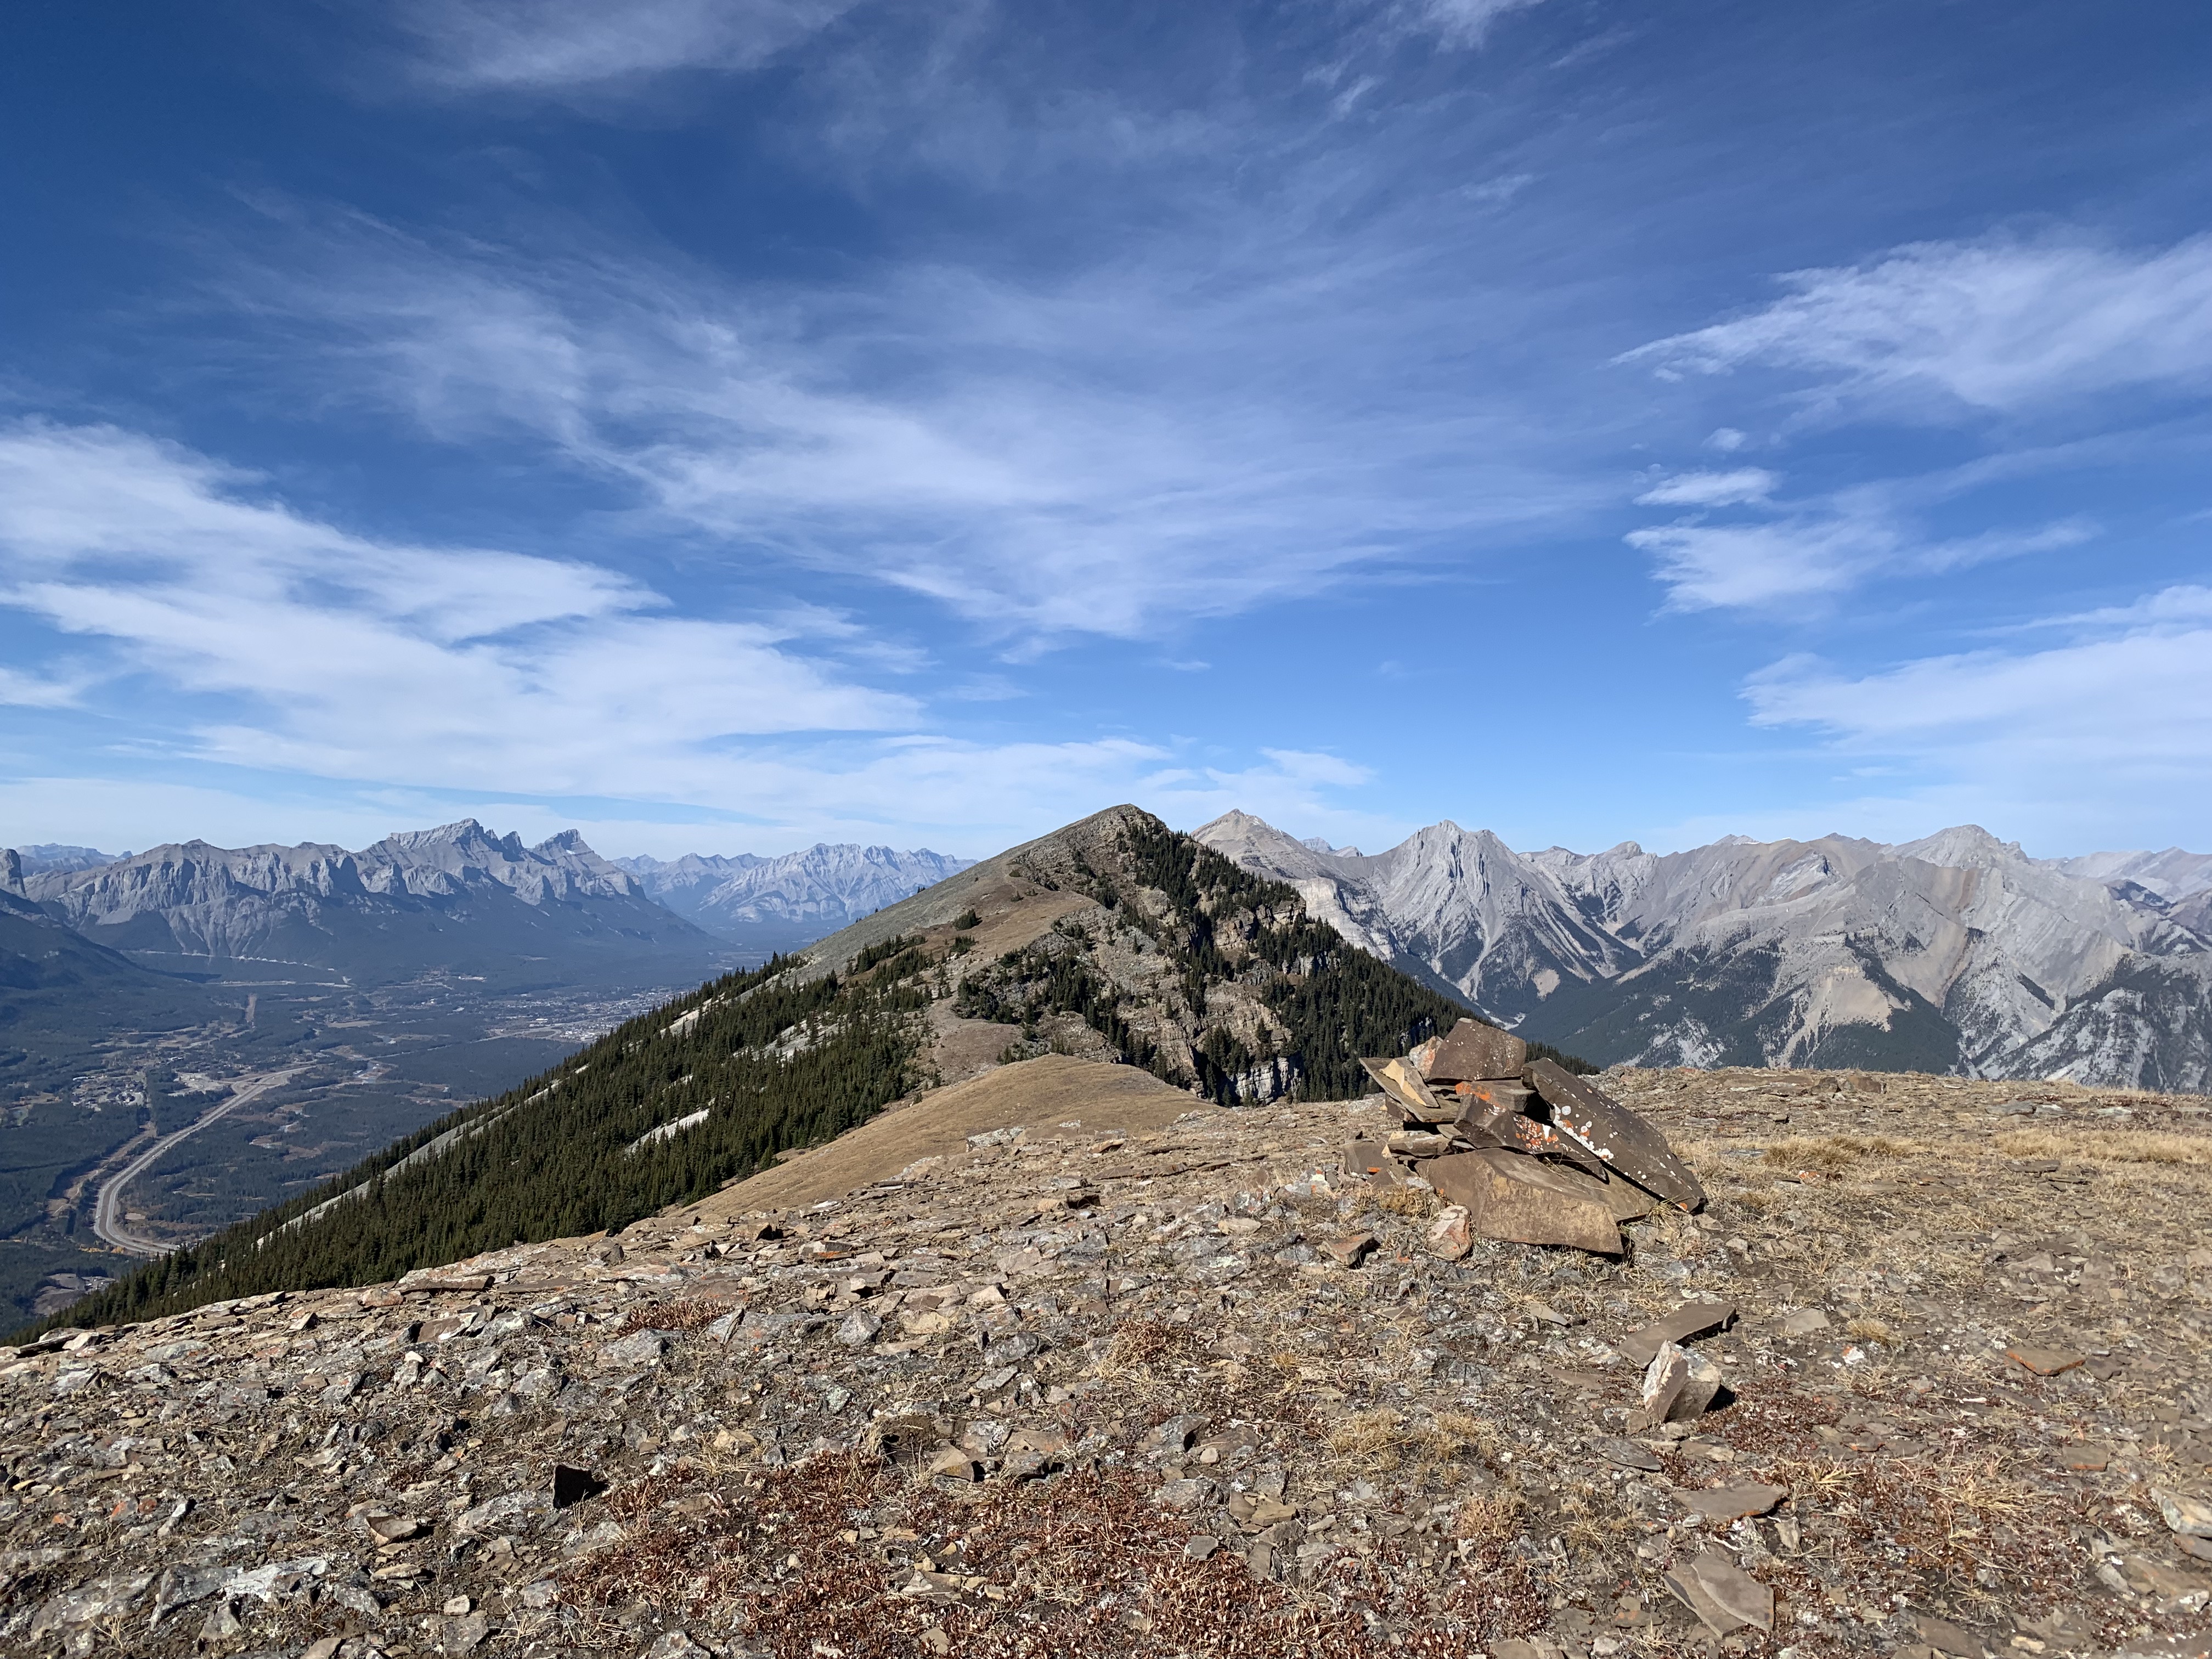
1745 582 2212 789
1619 232 2212 424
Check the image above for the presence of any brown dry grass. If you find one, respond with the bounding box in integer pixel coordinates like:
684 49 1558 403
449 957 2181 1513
1368 1184 1436 1220
704 1052 1200 1212
1759 1133 1915 1172
1992 1126 2212 1167
1450 1487 1524 1545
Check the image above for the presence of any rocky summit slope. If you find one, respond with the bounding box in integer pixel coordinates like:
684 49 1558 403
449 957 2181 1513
1196 814 2212 1090
13 821 715 991
6 1057 2210 1659
617 847 976 956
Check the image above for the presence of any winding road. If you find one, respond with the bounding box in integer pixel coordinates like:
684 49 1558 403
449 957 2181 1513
92 1070 295 1256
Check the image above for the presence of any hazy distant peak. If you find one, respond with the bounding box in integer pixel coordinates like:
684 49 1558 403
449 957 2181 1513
623 840 979 946
13 843 126 876
1897 824 2027 868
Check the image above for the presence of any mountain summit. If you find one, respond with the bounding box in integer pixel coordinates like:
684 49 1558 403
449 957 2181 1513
1197 812 2212 1090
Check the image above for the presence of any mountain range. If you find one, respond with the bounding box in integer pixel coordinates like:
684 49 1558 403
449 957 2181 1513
11 820 715 991
615 844 974 953
1197 812 2212 1092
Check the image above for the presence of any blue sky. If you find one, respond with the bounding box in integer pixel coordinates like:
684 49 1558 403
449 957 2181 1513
2 0 2207 862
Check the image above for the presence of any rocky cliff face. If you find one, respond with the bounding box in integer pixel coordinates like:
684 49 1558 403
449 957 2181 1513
18 821 714 989
619 844 975 953
1197 813 2212 1087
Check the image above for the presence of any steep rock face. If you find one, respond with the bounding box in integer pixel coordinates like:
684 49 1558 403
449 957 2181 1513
1197 813 2212 1085
620 843 974 951
1350 823 1635 1025
19 821 713 988
2009 953 2212 1094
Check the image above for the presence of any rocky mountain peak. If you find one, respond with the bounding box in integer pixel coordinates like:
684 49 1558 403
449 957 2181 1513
1897 824 2030 869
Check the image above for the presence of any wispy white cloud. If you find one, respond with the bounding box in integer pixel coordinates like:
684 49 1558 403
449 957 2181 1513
0 422 1404 852
1628 486 2091 613
1633 467 1778 507
1745 582 2212 789
0 421 914 788
1620 232 2212 423
206 206 1602 640
395 0 863 92
1402 0 1553 50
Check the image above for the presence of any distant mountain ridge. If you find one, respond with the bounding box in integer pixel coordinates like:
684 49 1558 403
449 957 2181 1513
13 844 126 876
1197 811 2212 1091
17 820 716 990
618 843 975 953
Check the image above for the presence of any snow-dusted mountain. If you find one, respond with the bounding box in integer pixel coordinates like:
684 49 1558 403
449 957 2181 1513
617 843 975 953
1194 811 2212 1089
18 820 716 989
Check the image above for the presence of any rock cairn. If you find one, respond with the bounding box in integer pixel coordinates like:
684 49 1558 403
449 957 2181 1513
1351 1021 1705 1257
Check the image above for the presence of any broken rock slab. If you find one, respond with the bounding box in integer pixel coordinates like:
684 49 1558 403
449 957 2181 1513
1916 1613 1993 1657
1631 1341 1723 1430
2155 1488 2212 1540
1663 1544 1773 1636
1422 1019 1527 1084
2005 1344 2085 1376
1590 1437 1663 1472
1524 1059 1706 1212
1619 1300 1737 1365
1322 1232 1378 1268
1423 1205 1472 1261
1676 1484 1786 1522
1359 1056 1462 1125
1341 1140 1402 1183
1424 1147 1622 1256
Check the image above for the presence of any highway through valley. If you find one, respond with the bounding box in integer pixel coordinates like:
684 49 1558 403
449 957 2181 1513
91 1070 295 1256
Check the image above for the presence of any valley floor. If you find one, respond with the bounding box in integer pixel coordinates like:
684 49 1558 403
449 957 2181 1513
3 1063 2210 1658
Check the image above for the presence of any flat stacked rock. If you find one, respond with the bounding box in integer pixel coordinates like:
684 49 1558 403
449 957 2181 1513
1357 1020 1706 1255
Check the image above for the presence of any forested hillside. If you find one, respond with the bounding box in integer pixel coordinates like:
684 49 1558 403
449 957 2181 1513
27 810 1581 1339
